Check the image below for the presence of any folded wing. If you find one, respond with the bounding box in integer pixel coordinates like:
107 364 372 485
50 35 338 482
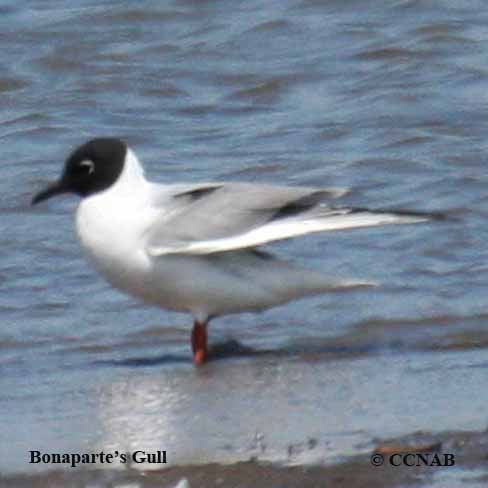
146 182 432 256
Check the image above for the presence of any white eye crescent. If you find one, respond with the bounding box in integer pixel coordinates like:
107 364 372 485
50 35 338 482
80 160 95 175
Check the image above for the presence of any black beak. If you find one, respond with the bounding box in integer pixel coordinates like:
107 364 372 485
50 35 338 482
31 180 68 205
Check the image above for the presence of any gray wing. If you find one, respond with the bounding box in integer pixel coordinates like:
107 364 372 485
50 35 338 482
146 182 428 256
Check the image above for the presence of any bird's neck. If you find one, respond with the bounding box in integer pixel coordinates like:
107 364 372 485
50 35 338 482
109 148 149 199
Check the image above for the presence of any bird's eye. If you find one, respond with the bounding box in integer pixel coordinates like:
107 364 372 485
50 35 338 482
78 160 95 175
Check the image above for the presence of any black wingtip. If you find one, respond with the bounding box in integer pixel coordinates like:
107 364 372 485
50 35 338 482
395 209 448 222
348 206 448 222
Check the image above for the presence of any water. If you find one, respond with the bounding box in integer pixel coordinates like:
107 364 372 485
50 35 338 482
2 1 488 485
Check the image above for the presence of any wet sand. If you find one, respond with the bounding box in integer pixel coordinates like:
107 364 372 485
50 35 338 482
3 428 488 488
3 340 488 483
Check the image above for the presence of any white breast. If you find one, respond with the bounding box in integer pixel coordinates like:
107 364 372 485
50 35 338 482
75 149 155 298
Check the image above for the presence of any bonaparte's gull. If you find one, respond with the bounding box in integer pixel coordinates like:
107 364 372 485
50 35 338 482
32 138 439 364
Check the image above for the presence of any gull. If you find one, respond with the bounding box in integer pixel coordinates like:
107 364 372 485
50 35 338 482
32 138 438 364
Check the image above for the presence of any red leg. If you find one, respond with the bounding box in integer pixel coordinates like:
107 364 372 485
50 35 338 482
191 321 208 365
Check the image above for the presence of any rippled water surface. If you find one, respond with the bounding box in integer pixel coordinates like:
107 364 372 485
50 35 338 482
2 1 488 485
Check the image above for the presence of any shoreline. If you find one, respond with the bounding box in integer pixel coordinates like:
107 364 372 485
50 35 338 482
3 427 487 487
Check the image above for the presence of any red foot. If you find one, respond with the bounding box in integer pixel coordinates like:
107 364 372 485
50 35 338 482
191 321 208 365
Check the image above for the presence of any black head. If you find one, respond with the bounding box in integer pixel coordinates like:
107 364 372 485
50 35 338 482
32 138 127 205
